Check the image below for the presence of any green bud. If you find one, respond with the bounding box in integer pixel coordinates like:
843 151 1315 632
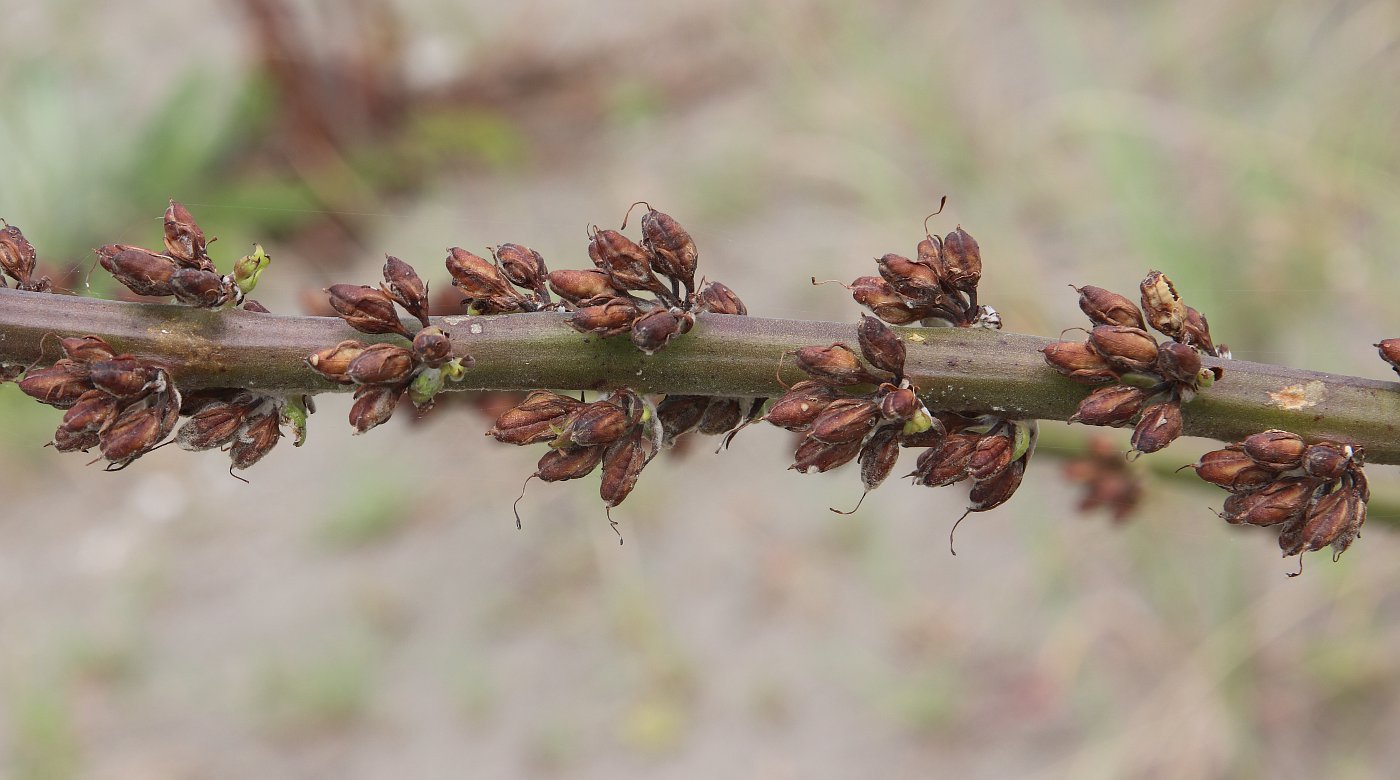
901 407 934 436
233 243 271 296
281 395 310 447
441 357 470 382
408 367 445 409
1010 420 1036 462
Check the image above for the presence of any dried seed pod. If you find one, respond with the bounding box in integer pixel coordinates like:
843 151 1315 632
412 326 453 368
445 247 520 301
857 315 905 377
1377 339 1400 376
176 399 254 451
878 386 920 421
1193 447 1279 492
307 340 370 384
1280 486 1360 557
1070 385 1147 427
1155 341 1202 384
346 342 417 385
0 223 39 284
809 398 880 444
910 433 979 487
1087 325 1159 373
1242 430 1307 471
60 389 122 433
858 426 902 491
639 207 698 297
18 361 92 408
230 411 282 470
915 234 944 275
1042 341 1117 383
381 255 431 327
630 308 693 354
967 433 1014 480
694 281 747 316
1139 271 1187 340
656 395 710 444
1182 307 1216 354
1302 442 1354 480
487 390 584 445
557 400 630 448
162 200 210 269
794 344 877 386
1074 285 1145 329
536 445 606 482
765 381 839 431
548 269 624 305
791 436 864 474
876 253 942 302
170 267 236 308
600 426 660 508
1130 401 1182 454
98 245 178 297
1220 477 1314 526
60 336 117 363
99 403 166 465
589 228 668 298
348 383 403 434
940 227 981 292
326 284 411 337
52 426 101 453
1330 485 1368 557
697 397 743 436
968 459 1025 511
849 276 923 325
494 243 549 296
568 297 640 337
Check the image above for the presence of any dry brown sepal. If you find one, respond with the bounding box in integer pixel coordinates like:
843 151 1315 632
1192 434 1369 570
95 202 244 307
1044 270 1227 456
1063 436 1144 523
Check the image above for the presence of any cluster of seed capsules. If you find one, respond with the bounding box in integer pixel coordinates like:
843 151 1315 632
308 257 471 432
1193 431 1368 566
1041 272 1225 455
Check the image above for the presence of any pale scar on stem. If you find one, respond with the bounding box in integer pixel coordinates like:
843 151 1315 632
1268 380 1325 411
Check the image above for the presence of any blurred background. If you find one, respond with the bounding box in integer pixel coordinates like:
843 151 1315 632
3 1 1400 777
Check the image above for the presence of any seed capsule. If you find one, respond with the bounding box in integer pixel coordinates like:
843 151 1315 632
60 336 117 363
791 436 864 474
600 427 660 508
857 314 905 377
1302 442 1354 480
696 397 743 436
548 269 624 305
910 433 979 487
1070 385 1147 427
630 308 693 354
568 298 640 337
493 243 549 296
326 284 411 337
809 398 880 444
0 223 39 284
694 281 747 316
487 390 584 445
382 255 431 327
176 398 254 451
1042 341 1117 383
968 459 1025 511
230 411 282 470
1182 307 1216 354
445 247 520 301
1242 430 1306 471
1074 285 1145 329
412 326 453 367
876 253 942 302
765 381 839 431
793 344 877 386
878 386 920 421
18 361 92 408
968 433 1015 480
53 426 101 453
1220 477 1314 526
99 403 166 465
1139 271 1186 340
170 267 236 308
589 228 668 298
557 400 631 448
1193 447 1278 492
348 383 404 434
1378 339 1400 375
536 445 606 482
915 234 944 276
98 245 178 297
60 389 122 433
656 395 711 444
849 276 923 325
1280 486 1359 557
858 426 902 491
940 227 981 292
1155 341 1202 384
161 200 211 269
346 343 417 385
639 207 698 297
1087 325 1159 373
1130 401 1183 454
307 340 370 383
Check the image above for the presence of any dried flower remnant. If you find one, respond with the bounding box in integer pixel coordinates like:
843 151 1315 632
1043 271 1226 455
0 222 53 292
1192 431 1368 572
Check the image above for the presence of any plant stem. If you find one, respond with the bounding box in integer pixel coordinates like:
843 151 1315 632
4 288 1400 463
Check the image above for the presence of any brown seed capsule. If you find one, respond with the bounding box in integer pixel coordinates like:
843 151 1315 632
176 399 254 451
1130 401 1183 454
1302 442 1353 480
100 403 166 465
794 344 876 386
915 235 944 276
968 459 1025 511
694 281 747 316
60 336 117 363
940 227 981 292
1193 447 1279 492
346 342 417 385
569 297 640 337
0 223 38 284
162 200 210 269
1075 285 1145 329
60 389 123 433
809 398 880 444
558 400 630 448
1280 486 1359 557
1220 477 1314 526
411 326 453 367
307 340 370 383
17 361 92 408
327 284 411 337
857 314 906 377
639 207 698 297
876 253 942 302
1377 339 1400 375
445 247 520 301
600 427 660 508
1139 270 1187 340
1041 341 1117 383
487 391 583 445
589 228 668 298
229 411 282 470
1087 325 1159 373
656 394 711 444
53 426 101 453
765 380 839 431
1330 484 1368 557
536 445 606 482
381 255 431 328
878 386 920 421
349 383 404 434
1070 385 1147 427
858 426 902 491
98 245 178 297
494 243 549 295
849 276 923 325
910 433 980 487
1155 341 1202 384
630 308 693 354
791 436 864 474
1181 307 1216 354
548 269 624 305
697 397 743 436
1242 430 1307 471
170 267 236 308
968 433 1015 480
